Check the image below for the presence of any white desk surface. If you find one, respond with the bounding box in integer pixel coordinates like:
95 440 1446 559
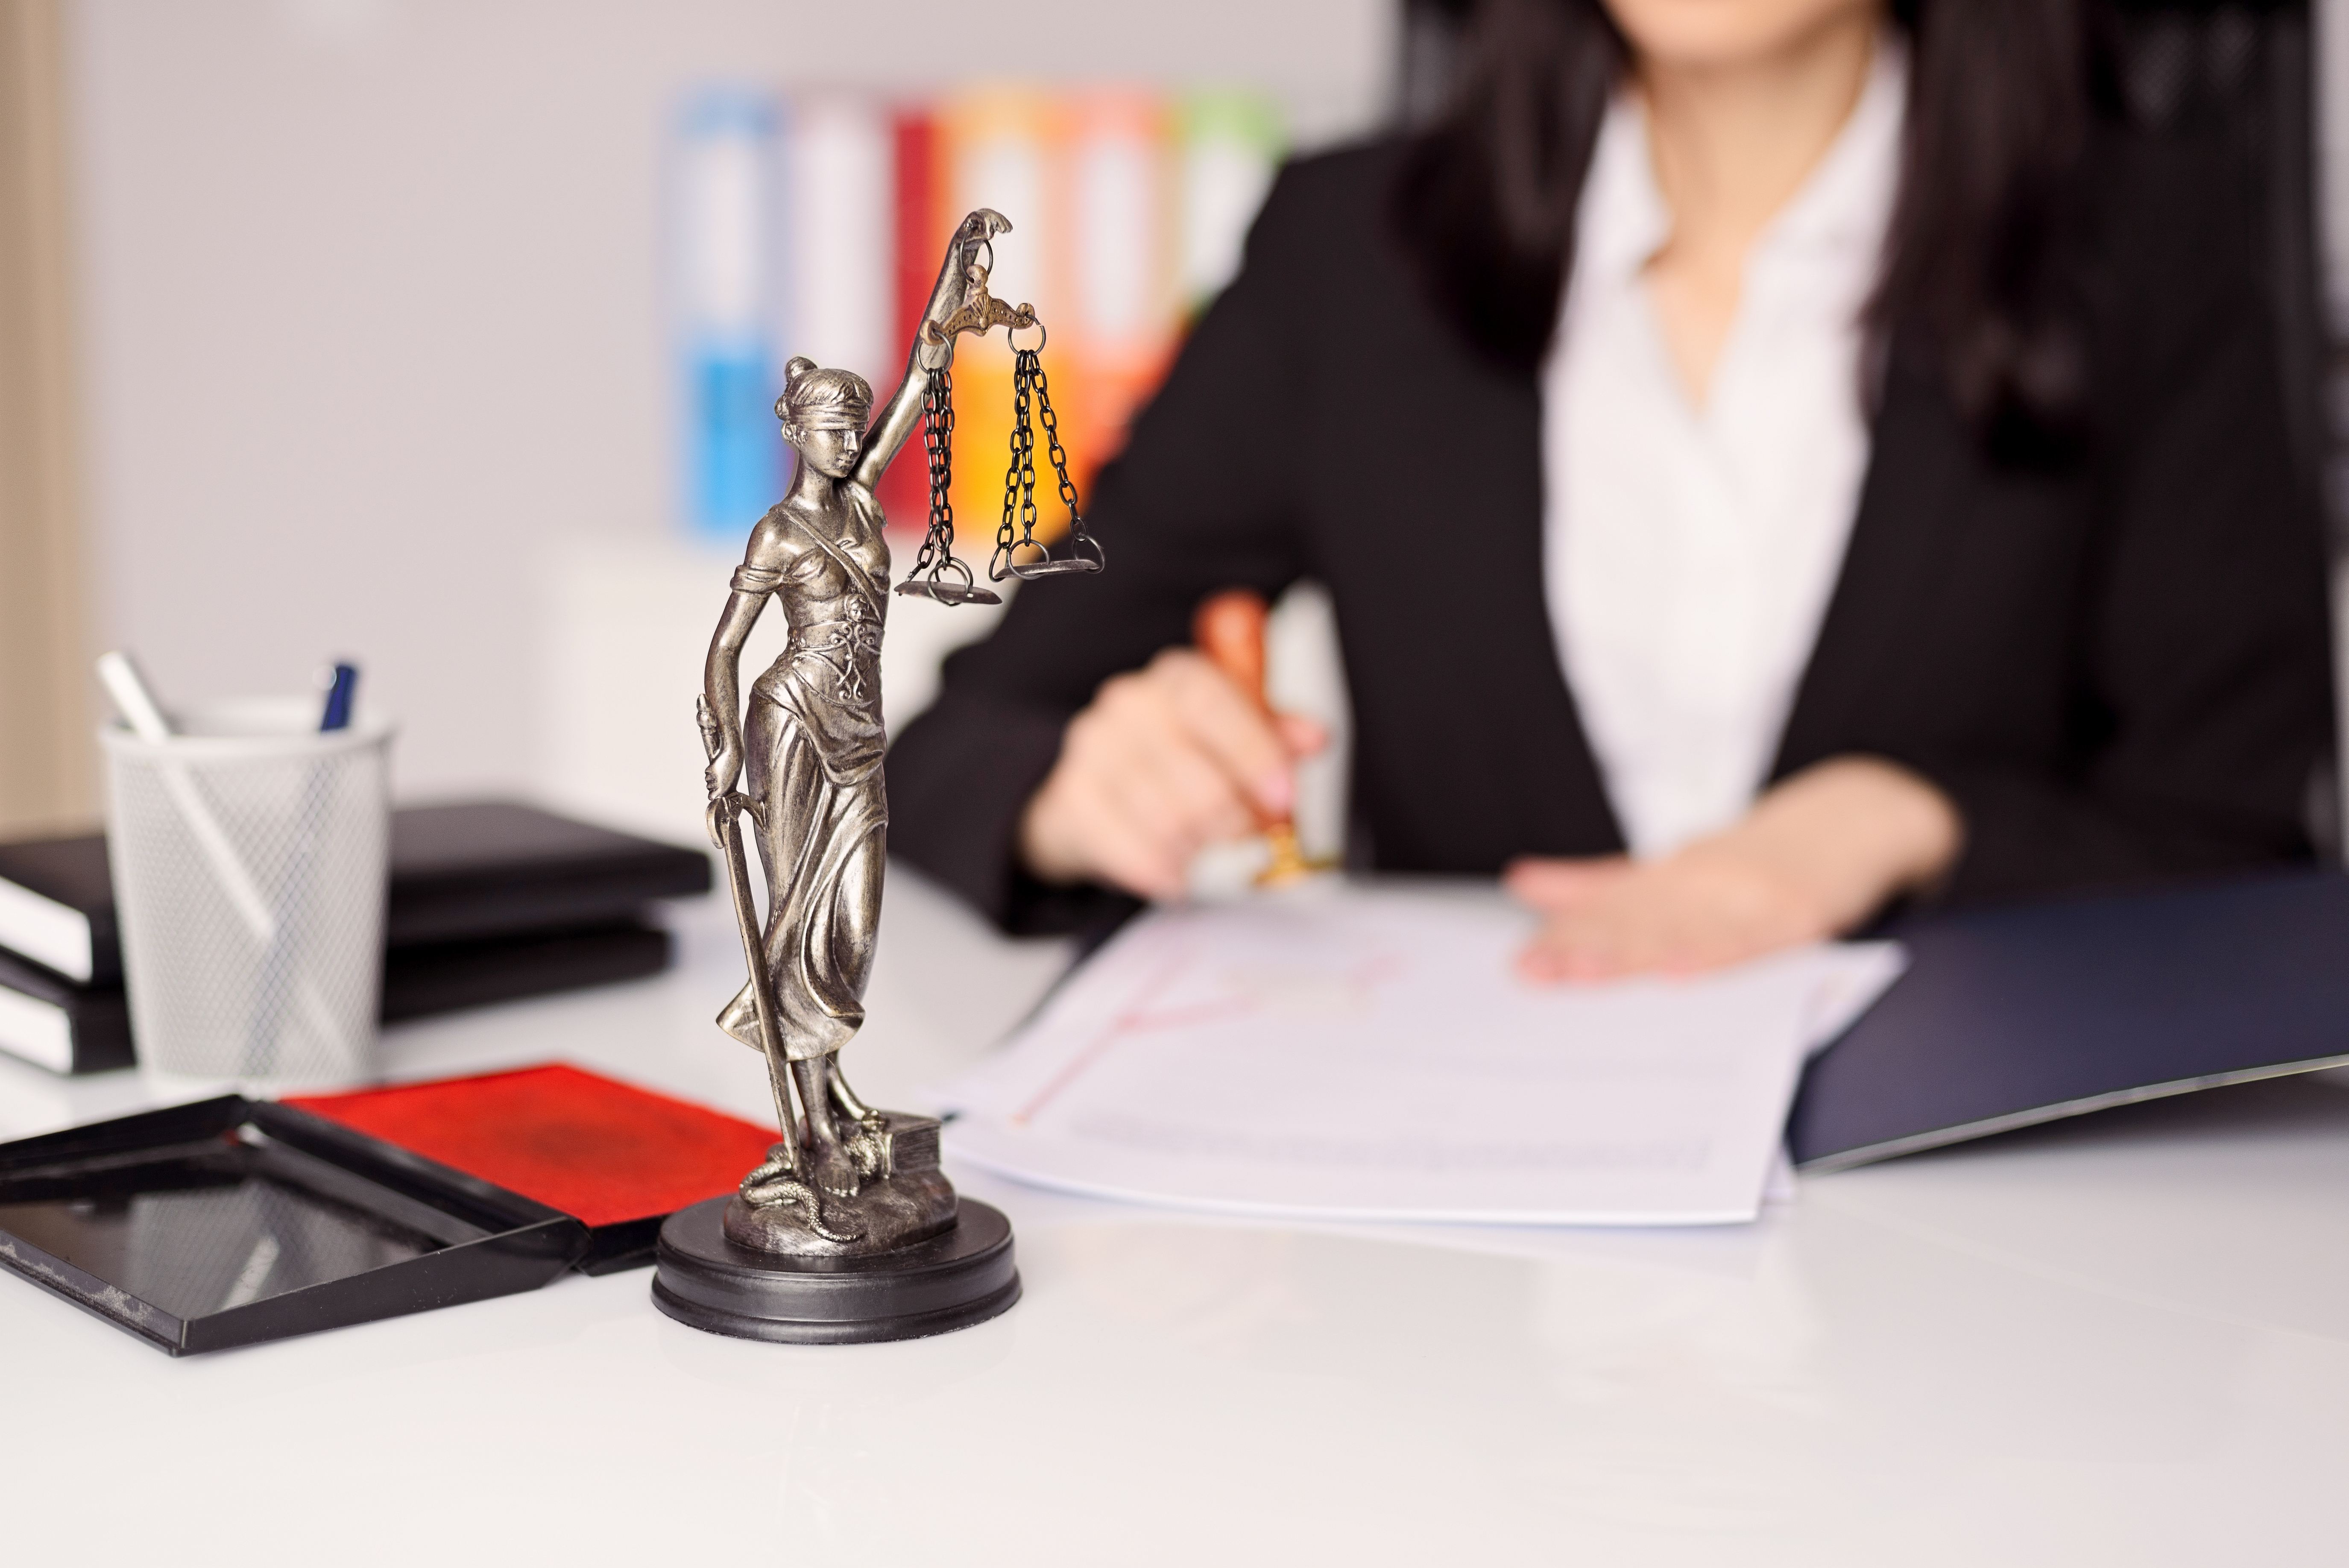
2 873 2344 1567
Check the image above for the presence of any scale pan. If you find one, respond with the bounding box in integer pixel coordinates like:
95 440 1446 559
1007 558 1104 580
894 579 1003 606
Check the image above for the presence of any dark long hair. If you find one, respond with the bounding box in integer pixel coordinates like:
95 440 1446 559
1391 0 2099 446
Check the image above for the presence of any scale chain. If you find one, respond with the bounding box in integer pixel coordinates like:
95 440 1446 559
990 354 1033 580
914 366 955 575
989 347 1099 580
1028 350 1082 521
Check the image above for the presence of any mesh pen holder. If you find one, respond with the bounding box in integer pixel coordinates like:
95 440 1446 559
100 697 394 1089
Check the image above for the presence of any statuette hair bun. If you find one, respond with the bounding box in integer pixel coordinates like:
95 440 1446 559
775 356 873 428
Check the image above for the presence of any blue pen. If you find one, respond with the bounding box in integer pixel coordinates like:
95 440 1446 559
245 659 361 1075
320 662 359 731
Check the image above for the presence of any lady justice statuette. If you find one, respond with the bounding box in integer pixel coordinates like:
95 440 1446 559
652 209 1101 1343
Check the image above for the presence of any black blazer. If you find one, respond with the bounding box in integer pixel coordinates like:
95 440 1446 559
888 135 2337 931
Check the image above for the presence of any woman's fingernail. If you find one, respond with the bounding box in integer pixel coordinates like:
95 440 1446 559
1254 771 1293 814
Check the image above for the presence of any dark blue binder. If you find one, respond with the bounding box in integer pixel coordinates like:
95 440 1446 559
1789 869 2349 1170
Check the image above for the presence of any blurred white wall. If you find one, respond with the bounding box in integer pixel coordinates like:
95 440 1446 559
65 0 1393 830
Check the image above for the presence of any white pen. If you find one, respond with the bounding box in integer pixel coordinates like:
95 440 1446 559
95 650 174 744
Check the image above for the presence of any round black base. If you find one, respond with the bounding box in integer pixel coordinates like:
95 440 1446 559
651 1196 1019 1345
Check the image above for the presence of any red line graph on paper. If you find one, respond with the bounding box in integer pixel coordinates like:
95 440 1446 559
1008 937 1403 1126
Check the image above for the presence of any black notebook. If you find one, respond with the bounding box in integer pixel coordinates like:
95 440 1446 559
0 921 673 1075
1790 868 2349 1170
0 800 709 987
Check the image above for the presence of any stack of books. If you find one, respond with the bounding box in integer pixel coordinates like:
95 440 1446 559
0 801 711 1074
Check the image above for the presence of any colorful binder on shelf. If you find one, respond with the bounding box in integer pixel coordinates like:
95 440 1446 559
1176 88 1284 314
674 88 781 544
934 86 1065 539
780 93 894 396
876 103 943 533
1061 89 1179 483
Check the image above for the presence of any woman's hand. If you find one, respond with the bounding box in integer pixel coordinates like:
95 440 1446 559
1019 648 1326 900
1506 757 1962 981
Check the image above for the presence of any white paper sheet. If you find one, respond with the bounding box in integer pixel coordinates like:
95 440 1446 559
941 881 1904 1226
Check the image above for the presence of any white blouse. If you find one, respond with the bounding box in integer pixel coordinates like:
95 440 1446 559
1543 46 1907 859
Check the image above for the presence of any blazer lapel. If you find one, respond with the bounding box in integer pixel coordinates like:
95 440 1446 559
1773 363 1973 776
1489 375 1628 858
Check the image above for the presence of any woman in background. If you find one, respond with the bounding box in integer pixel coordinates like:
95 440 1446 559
887 0 2335 976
